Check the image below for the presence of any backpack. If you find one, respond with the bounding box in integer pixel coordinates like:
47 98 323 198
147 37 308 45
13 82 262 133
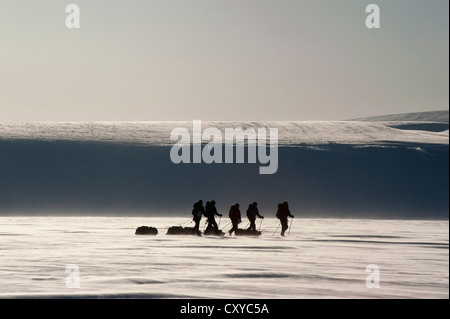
192 203 202 218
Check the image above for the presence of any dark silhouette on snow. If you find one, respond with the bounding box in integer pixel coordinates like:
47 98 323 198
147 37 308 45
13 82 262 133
235 228 262 236
203 224 225 236
276 201 294 236
246 202 264 231
205 200 223 231
135 226 158 235
228 204 241 235
167 226 201 236
192 200 205 234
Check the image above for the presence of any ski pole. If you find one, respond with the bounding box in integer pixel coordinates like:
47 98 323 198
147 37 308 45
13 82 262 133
178 218 191 226
222 221 232 230
273 223 280 236
287 217 293 237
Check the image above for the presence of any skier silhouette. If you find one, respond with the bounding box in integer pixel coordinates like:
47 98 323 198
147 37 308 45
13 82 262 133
276 201 294 236
205 200 222 231
192 200 205 234
246 202 264 231
228 204 241 235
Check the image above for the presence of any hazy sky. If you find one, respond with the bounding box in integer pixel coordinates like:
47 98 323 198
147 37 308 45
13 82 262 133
0 0 448 121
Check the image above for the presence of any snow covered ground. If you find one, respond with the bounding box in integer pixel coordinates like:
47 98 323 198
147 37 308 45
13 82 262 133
0 120 447 146
351 110 449 123
0 113 447 299
0 217 447 299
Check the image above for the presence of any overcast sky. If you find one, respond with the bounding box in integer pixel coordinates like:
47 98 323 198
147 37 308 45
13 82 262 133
0 0 448 121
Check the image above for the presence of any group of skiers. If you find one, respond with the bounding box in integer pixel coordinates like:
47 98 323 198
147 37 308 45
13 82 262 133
191 200 294 236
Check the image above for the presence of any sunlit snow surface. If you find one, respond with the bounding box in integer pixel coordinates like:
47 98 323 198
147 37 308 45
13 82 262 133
0 121 447 146
0 217 447 299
